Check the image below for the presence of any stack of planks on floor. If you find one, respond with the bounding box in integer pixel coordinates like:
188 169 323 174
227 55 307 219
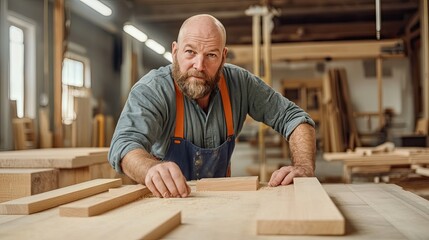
322 68 360 152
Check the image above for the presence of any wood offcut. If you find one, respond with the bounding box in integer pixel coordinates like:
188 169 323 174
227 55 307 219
196 176 259 191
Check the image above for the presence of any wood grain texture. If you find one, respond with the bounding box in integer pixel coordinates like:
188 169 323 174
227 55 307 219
257 177 345 235
196 176 259 191
0 169 58 202
0 178 122 215
59 185 150 217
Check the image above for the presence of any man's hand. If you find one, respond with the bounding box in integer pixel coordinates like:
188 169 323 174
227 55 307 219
145 161 191 198
268 165 314 187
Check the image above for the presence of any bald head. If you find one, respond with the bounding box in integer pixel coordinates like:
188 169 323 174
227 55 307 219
177 14 226 47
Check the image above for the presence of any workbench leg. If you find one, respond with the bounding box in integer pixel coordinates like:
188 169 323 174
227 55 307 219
343 165 352 183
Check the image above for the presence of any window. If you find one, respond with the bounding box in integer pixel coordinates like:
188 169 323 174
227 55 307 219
9 25 24 118
8 13 36 119
62 53 91 124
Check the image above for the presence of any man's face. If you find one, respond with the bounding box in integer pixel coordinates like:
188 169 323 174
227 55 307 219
172 55 224 100
171 28 227 100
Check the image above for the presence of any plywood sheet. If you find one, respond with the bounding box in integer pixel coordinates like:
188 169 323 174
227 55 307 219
0 178 121 214
256 177 345 235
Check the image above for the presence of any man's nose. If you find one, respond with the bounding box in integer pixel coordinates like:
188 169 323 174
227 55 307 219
193 55 205 72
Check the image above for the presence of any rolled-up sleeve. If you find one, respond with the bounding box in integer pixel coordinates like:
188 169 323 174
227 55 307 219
108 83 166 173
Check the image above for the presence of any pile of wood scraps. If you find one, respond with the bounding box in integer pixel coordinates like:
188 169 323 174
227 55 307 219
323 142 429 183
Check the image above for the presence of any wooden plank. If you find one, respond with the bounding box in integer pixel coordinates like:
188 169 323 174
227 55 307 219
0 169 58 203
257 177 345 235
0 148 109 168
0 179 121 215
196 176 259 191
53 0 64 147
59 185 150 217
415 165 429 177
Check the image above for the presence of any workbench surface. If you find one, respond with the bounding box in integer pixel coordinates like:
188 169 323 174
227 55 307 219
0 183 428 239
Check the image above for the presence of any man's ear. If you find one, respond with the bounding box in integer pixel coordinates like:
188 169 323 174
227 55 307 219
172 41 178 56
222 47 228 63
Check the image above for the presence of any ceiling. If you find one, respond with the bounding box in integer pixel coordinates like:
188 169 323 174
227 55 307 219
110 0 419 46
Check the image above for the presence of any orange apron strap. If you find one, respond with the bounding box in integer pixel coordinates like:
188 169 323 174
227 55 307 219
219 75 234 136
174 82 185 139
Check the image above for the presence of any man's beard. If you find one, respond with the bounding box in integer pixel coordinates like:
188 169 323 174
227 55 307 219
172 58 224 100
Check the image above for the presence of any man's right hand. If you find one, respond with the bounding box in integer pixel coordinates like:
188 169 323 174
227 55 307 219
145 161 191 198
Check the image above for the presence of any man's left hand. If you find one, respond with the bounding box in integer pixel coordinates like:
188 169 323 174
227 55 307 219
268 165 314 187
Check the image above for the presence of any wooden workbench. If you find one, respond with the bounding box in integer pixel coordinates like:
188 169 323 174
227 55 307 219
0 183 428 239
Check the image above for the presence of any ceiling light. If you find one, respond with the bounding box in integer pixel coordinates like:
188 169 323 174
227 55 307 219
123 24 148 42
163 52 173 62
145 39 165 55
80 0 112 16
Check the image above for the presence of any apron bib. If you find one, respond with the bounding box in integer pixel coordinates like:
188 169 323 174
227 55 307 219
163 75 235 180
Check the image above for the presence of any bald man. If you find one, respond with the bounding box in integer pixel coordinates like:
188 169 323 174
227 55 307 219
108 14 316 198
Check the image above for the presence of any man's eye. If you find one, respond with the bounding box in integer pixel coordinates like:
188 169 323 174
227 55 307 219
208 53 217 58
185 50 194 54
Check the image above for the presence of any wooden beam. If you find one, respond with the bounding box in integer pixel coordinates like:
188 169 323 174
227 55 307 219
0 168 58 203
196 176 259 191
0 148 108 168
0 178 121 215
422 0 429 118
228 39 404 64
256 177 345 235
59 185 150 217
53 0 64 147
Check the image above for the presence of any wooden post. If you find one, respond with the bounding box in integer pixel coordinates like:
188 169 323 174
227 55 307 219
53 0 64 147
422 0 429 119
376 57 384 128
0 0 12 150
252 14 261 76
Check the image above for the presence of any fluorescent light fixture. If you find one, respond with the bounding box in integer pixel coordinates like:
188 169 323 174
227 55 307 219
80 0 112 16
145 39 165 55
163 52 173 62
123 24 148 42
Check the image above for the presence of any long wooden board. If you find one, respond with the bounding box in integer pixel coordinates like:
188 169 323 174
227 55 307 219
256 177 345 235
0 148 109 168
196 176 259 191
59 184 150 217
0 178 122 214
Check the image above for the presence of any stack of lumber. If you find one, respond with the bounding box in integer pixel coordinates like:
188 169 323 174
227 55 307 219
0 148 132 202
322 68 360 152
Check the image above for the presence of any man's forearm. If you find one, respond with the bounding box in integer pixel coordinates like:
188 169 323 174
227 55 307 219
288 123 316 173
121 148 161 184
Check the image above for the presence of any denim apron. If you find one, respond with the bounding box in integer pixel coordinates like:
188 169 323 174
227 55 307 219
163 75 235 180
